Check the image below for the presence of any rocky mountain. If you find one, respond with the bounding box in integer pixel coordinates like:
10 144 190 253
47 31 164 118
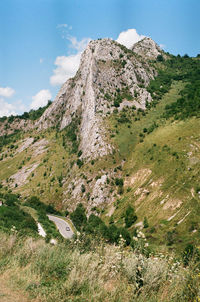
1 36 200 254
36 37 161 158
0 37 163 159
131 37 163 59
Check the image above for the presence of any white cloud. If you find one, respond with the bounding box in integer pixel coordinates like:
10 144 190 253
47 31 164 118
30 89 52 110
50 36 90 86
50 53 82 86
0 98 17 117
0 86 15 98
50 29 144 87
40 58 44 64
116 29 145 49
15 99 27 113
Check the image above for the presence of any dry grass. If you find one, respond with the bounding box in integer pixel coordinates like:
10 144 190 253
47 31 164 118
1 231 200 301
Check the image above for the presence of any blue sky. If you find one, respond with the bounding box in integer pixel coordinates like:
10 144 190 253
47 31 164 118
0 0 200 116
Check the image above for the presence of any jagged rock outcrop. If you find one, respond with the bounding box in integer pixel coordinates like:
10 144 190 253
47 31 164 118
131 37 163 59
36 38 158 159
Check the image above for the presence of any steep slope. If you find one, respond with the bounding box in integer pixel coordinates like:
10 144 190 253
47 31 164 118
0 38 200 254
36 38 158 159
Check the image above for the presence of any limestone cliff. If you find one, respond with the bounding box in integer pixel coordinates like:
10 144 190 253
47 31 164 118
36 38 158 159
131 37 163 59
0 37 163 159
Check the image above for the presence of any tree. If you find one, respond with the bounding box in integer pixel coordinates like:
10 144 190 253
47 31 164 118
70 203 87 231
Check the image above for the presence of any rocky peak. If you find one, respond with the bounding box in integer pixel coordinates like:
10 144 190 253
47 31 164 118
131 37 162 59
0 37 161 159
36 37 158 159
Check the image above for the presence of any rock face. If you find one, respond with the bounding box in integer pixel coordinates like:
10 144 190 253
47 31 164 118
131 37 163 59
36 38 159 159
0 37 160 159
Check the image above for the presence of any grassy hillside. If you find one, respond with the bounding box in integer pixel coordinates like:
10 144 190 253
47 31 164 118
0 55 199 256
104 56 200 253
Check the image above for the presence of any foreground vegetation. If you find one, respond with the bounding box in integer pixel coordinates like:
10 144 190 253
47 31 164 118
1 231 200 302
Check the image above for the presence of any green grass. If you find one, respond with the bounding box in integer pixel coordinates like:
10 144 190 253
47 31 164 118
106 81 200 253
109 81 185 158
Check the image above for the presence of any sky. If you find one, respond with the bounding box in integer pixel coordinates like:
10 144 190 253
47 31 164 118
0 0 200 117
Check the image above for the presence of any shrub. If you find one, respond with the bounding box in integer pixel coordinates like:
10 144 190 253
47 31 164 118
77 159 83 168
157 54 164 62
81 184 86 193
143 216 149 228
125 205 137 228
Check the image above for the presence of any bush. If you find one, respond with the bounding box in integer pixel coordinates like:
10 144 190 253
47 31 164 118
81 184 86 193
77 159 84 168
157 54 164 62
143 217 149 228
125 206 137 228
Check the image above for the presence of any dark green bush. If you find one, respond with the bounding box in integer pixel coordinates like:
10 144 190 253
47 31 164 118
70 203 87 231
125 205 137 228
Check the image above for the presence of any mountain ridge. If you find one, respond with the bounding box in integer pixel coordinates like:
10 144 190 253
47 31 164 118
0 37 200 254
0 37 162 159
33 37 163 159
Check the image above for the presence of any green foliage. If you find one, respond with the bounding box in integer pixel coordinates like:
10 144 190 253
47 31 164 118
166 230 176 246
148 55 200 119
147 70 172 100
114 94 122 107
77 158 84 168
71 205 132 246
0 101 52 123
117 112 130 124
164 76 200 119
24 196 60 239
77 150 82 157
143 216 149 228
62 117 80 154
125 205 137 228
0 193 37 234
57 174 63 187
182 244 200 267
0 130 21 151
81 184 86 193
157 54 164 62
25 196 60 215
182 243 200 266
70 203 87 231
115 178 124 186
